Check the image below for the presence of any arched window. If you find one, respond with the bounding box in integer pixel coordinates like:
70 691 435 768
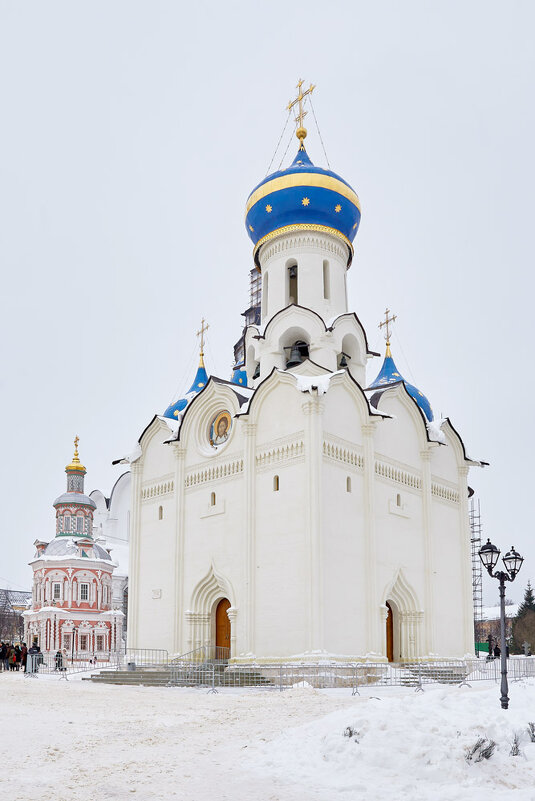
346 476 352 493
64 515 71 532
262 272 269 319
210 492 216 507
158 505 163 520
323 260 330 300
396 493 401 507
273 475 279 491
287 260 298 304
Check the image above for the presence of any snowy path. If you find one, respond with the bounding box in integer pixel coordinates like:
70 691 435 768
1 674 535 800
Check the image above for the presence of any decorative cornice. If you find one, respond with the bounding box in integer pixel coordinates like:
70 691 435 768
260 229 347 266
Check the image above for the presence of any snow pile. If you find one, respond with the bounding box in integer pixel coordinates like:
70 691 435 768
426 417 446 444
251 682 535 799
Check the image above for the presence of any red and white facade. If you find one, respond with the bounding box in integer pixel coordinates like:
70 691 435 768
24 441 124 659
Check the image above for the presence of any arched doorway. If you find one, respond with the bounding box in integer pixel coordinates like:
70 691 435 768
215 598 231 656
386 602 394 662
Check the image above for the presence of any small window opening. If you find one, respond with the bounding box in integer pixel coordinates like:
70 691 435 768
396 493 401 507
273 475 279 491
210 492 216 506
53 583 61 600
346 476 352 493
262 273 269 319
323 260 330 300
288 264 298 304
158 505 163 520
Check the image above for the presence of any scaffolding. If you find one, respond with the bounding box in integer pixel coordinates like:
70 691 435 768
470 497 484 653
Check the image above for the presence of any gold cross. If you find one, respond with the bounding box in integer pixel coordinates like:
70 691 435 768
379 308 397 344
287 79 315 146
74 435 79 454
197 318 209 357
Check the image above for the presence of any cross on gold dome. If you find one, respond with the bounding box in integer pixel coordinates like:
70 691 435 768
379 308 397 356
287 79 315 147
197 318 209 368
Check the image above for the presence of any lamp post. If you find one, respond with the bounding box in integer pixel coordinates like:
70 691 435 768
479 540 524 709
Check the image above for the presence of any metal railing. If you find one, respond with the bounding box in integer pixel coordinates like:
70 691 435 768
25 652 119 677
122 648 169 669
170 645 230 665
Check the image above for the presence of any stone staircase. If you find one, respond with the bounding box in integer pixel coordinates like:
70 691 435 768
83 662 273 688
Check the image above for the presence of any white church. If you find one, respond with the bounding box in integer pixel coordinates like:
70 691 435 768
110 83 484 664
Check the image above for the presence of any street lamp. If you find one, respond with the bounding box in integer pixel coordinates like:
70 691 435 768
479 539 524 709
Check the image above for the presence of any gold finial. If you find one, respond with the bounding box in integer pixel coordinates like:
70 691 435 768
287 79 315 148
196 318 209 368
66 435 86 473
379 308 397 356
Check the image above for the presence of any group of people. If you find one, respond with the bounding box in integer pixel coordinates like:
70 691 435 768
0 642 29 671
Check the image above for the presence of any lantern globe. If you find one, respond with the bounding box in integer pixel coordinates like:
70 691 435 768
479 539 500 572
503 546 523 579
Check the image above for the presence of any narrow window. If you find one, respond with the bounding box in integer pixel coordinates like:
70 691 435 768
396 493 401 507
323 260 330 299
53 583 61 600
77 516 84 533
64 515 71 532
79 634 88 652
96 635 104 651
262 272 269 319
158 505 163 520
63 633 71 651
346 476 352 493
288 263 298 304
273 475 279 491
80 583 89 602
210 492 216 506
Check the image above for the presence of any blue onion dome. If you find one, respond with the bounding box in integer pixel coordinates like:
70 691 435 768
369 343 434 422
231 366 247 387
163 356 208 420
245 145 361 268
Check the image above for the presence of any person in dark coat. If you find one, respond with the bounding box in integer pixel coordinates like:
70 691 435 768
14 645 21 671
494 644 501 658
21 643 28 672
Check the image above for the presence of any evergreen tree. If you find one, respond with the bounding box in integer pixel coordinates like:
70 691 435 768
517 581 535 618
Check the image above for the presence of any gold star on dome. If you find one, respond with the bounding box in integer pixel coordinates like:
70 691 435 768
265 204 272 213
352 222 358 229
302 197 310 206
335 204 342 213
249 224 254 232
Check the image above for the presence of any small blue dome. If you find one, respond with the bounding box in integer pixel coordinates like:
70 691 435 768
231 366 247 387
369 345 433 422
245 146 361 266
163 361 208 420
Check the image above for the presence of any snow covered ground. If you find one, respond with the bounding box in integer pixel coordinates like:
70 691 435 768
2 673 535 800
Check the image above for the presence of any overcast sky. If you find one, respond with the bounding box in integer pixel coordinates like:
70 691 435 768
1 1 533 606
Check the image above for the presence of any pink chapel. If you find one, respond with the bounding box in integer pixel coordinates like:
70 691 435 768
23 438 124 659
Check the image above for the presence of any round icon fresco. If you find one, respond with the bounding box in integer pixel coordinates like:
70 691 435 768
209 410 232 447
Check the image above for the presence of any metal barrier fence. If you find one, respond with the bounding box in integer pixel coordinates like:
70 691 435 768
122 648 169 669
166 657 535 693
25 652 119 678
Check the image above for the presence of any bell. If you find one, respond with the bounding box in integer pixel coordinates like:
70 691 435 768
252 363 260 379
286 343 304 368
339 354 348 368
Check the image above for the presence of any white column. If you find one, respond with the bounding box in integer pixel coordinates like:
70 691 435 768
458 465 474 655
362 423 379 655
227 607 237 659
303 393 324 652
172 446 186 655
420 450 435 655
243 422 257 655
127 462 143 648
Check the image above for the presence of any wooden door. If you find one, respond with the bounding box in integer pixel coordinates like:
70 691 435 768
215 598 231 652
386 602 394 662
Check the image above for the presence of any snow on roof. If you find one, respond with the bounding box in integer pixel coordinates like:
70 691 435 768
482 603 518 620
